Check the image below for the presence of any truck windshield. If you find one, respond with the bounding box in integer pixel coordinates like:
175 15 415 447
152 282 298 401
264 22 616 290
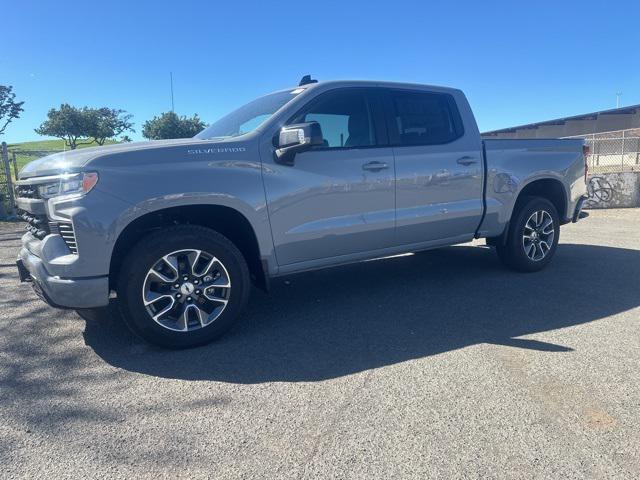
195 89 303 139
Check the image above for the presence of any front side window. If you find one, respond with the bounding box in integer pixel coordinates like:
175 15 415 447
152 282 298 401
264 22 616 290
390 91 463 146
290 90 375 148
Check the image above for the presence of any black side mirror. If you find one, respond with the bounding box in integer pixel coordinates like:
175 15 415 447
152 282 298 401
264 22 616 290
274 121 324 165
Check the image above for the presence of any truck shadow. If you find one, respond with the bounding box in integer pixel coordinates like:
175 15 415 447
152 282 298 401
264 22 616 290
82 243 640 383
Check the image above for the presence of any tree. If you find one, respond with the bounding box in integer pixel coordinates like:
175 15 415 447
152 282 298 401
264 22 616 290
34 104 95 149
0 85 25 136
142 112 206 140
120 135 133 143
88 108 134 145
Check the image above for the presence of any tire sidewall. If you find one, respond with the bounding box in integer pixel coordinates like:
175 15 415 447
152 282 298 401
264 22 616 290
118 227 250 348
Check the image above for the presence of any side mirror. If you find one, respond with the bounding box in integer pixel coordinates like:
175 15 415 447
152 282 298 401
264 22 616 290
274 121 324 165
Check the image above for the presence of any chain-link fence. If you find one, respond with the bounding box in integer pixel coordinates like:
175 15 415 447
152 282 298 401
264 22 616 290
565 129 640 173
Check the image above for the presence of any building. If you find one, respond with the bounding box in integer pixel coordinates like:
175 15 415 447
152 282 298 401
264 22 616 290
481 104 640 140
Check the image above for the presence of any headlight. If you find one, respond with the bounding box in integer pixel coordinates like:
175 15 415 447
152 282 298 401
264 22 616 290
38 172 99 199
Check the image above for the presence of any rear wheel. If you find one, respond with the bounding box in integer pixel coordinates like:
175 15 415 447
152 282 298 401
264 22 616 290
117 225 250 348
495 197 560 272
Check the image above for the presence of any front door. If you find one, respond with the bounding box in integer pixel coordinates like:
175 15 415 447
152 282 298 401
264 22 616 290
262 88 396 267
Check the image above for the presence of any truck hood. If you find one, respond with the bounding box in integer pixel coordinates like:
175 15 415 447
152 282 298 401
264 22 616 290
18 138 229 179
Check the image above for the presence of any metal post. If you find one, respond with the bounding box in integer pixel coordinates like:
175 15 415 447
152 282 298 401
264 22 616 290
170 72 175 113
1 142 15 218
11 151 18 180
621 130 625 170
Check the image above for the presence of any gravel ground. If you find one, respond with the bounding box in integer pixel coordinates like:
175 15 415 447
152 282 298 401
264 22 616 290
1 209 639 479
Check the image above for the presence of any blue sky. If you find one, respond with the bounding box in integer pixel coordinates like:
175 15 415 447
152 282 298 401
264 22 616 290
2 0 639 143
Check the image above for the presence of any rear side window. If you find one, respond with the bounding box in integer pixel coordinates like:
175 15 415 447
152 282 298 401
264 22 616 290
390 91 464 146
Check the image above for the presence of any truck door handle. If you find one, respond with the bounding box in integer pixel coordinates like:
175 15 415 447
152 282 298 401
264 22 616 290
456 156 477 166
362 161 389 171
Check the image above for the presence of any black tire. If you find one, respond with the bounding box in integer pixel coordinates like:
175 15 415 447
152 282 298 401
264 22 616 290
495 196 560 272
117 225 250 349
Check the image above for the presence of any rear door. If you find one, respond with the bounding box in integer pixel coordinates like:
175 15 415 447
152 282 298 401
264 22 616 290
262 88 396 267
383 88 484 245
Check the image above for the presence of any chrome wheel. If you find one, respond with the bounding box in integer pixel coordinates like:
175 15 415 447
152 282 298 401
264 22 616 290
142 249 231 332
522 210 555 261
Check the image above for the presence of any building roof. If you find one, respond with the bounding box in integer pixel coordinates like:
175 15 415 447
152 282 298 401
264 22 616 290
483 103 640 136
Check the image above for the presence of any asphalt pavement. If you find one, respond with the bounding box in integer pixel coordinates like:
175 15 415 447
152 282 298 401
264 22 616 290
1 209 639 479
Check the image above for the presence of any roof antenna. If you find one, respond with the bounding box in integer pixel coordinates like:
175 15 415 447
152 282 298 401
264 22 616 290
299 75 318 86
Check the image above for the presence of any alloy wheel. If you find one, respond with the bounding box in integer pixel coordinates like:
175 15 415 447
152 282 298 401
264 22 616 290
522 210 555 261
142 249 231 332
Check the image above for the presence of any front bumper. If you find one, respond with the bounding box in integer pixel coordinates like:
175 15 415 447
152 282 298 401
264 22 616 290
17 247 109 309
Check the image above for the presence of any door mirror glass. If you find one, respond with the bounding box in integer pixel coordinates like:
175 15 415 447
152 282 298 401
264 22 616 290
275 121 324 165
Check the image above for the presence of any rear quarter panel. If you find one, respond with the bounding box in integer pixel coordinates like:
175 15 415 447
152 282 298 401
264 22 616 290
479 138 586 237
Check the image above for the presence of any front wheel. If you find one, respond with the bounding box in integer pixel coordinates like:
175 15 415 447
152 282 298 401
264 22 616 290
117 225 250 349
495 197 560 272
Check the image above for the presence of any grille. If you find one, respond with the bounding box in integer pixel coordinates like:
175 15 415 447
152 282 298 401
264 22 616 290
18 210 78 254
15 184 41 199
50 222 78 254
19 210 50 239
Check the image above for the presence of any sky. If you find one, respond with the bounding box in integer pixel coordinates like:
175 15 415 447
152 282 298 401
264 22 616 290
2 0 639 143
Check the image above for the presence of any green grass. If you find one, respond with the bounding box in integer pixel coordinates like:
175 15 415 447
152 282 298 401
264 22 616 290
8 139 77 152
6 139 118 176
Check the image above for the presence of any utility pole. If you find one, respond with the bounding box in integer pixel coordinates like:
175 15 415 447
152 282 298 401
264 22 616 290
170 72 175 112
616 92 622 109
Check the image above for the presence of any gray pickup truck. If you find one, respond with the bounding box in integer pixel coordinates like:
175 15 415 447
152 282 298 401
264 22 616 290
15 78 589 348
